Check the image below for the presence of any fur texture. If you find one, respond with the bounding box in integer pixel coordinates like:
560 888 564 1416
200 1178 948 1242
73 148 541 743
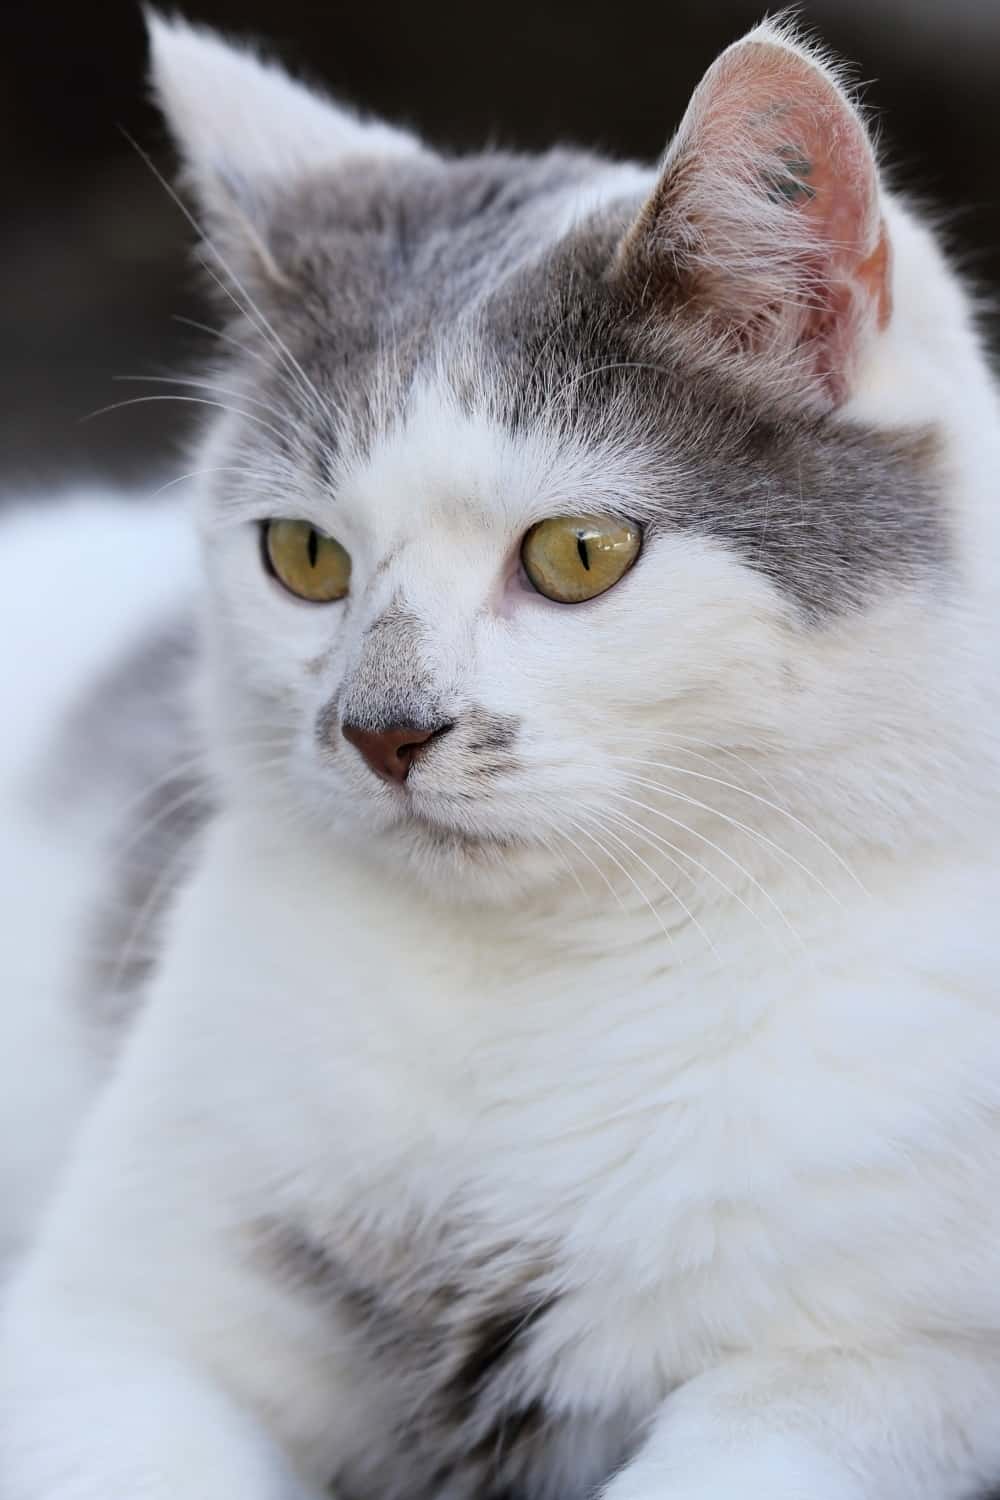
1 15 999 1500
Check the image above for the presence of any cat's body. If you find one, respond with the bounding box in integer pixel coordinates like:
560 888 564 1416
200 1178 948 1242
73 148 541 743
2 17 1000 1500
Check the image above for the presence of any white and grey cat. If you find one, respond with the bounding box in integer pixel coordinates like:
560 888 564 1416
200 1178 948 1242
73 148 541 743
2 13 1000 1500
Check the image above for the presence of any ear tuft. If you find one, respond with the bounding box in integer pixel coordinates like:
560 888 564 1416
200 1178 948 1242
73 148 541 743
618 21 891 408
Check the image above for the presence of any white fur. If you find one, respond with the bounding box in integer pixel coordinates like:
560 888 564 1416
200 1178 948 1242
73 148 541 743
147 13 419 189
2 20 1000 1500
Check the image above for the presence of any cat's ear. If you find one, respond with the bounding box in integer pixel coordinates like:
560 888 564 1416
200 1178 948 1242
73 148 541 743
616 21 891 409
146 12 420 279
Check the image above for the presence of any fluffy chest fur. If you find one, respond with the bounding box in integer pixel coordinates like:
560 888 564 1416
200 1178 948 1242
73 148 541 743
134 822 1000 1498
264 1213 638 1500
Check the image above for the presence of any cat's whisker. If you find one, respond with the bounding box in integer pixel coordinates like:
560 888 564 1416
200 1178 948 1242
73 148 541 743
604 790 804 953
629 729 785 798
524 307 579 404
543 356 771 434
122 131 331 430
565 811 682 963
104 836 199 999
382 314 403 417
171 313 272 368
194 253 333 430
615 771 843 911
193 256 353 438
103 781 213 873
551 821 628 911
150 466 274 498
194 256 328 423
91 752 298 956
197 484 315 530
83 394 294 448
112 375 298 432
578 804 719 963
100 755 209 836
545 359 674 414
535 830 588 898
101 735 292 854
234 749 298 771
608 754 864 895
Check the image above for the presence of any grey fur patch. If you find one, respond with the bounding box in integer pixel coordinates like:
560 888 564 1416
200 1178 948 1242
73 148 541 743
461 708 522 779
212 148 949 620
253 1214 638 1500
465 710 520 757
474 216 949 620
45 617 213 1038
210 151 614 487
333 603 447 736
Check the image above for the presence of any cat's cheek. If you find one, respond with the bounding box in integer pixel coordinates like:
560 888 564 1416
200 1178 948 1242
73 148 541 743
204 551 350 739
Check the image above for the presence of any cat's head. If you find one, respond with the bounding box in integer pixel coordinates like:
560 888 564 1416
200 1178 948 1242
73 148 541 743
150 15 957 903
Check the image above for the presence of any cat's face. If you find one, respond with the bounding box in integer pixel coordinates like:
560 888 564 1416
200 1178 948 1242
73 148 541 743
151 17 945 898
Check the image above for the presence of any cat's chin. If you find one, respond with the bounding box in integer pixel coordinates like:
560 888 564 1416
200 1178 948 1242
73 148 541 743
354 805 566 903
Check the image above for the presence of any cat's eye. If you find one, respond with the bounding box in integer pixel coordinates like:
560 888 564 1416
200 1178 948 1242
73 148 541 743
521 515 641 604
263 519 352 603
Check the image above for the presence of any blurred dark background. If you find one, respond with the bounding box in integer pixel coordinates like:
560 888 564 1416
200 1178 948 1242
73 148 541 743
2 0 998 490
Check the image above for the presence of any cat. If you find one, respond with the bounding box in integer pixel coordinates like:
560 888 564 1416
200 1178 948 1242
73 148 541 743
1 10 999 1500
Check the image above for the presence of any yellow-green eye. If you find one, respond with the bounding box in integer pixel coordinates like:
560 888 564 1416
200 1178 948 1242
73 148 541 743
521 515 641 604
263 519 351 603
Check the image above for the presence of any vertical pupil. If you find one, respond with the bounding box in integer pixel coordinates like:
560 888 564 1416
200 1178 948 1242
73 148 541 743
576 534 590 571
307 528 319 568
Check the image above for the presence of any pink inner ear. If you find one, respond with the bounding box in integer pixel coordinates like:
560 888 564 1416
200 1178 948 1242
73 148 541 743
636 34 892 406
730 45 891 317
744 45 893 389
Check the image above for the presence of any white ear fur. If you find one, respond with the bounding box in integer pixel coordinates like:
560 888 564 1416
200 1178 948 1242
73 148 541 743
146 13 419 208
619 20 891 409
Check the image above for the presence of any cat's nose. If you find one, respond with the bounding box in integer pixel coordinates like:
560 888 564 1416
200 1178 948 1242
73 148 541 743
341 721 452 785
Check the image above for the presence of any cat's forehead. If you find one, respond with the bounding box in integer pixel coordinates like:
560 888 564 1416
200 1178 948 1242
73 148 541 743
252 148 653 440
268 148 637 312
217 152 948 620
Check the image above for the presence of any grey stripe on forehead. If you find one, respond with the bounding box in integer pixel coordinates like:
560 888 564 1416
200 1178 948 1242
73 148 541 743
229 147 949 619
242 150 613 471
473 221 950 619
660 414 947 621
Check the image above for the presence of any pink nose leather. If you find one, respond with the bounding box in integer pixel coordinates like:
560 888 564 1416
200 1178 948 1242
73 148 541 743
341 722 442 784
